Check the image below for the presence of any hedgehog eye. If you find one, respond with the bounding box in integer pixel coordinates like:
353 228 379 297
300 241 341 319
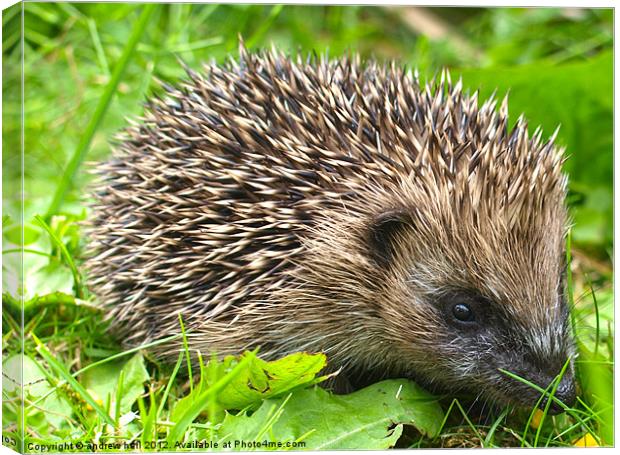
440 291 490 329
452 303 475 322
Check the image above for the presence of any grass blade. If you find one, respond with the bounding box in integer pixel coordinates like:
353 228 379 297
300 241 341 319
156 351 184 420
178 314 193 393
32 333 115 427
44 3 156 220
166 350 257 445
33 215 84 298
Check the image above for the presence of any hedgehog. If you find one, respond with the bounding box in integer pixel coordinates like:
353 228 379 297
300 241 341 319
87 44 576 413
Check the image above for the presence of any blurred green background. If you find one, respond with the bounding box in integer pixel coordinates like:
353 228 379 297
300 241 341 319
2 4 613 259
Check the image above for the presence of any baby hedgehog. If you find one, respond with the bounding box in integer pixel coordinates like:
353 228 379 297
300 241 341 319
87 45 576 412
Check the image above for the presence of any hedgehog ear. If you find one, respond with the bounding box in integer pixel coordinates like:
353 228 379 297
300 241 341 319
368 210 411 267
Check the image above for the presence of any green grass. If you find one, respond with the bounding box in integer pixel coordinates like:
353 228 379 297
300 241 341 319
2 3 613 451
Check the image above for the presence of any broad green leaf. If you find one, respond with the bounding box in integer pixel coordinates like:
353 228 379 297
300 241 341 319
214 352 327 410
167 351 256 445
24 263 74 301
3 223 41 246
24 291 77 312
82 353 149 415
171 351 327 423
117 354 150 413
5 355 73 432
218 379 443 450
3 218 76 302
32 334 115 427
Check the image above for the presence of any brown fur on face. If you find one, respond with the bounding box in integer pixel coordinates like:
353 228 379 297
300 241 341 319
87 44 573 410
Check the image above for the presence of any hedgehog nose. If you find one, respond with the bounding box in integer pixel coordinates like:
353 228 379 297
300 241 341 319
538 373 576 415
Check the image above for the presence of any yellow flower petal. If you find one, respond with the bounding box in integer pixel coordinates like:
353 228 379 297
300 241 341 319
574 433 599 447
530 409 544 429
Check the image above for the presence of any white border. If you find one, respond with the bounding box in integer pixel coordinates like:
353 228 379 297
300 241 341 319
0 1 615 453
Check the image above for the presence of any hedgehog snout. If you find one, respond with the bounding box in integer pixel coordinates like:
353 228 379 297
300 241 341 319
501 355 576 413
525 361 576 413
539 373 577 414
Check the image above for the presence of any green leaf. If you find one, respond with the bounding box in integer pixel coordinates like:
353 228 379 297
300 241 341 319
215 352 328 410
5 355 73 432
3 223 41 246
170 351 327 425
24 291 79 311
32 334 116 427
24 263 74 302
118 354 150 414
82 353 149 416
167 351 256 445
218 379 444 450
33 215 85 298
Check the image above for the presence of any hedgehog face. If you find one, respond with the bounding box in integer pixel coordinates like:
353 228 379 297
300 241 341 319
429 287 576 413
368 204 575 412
